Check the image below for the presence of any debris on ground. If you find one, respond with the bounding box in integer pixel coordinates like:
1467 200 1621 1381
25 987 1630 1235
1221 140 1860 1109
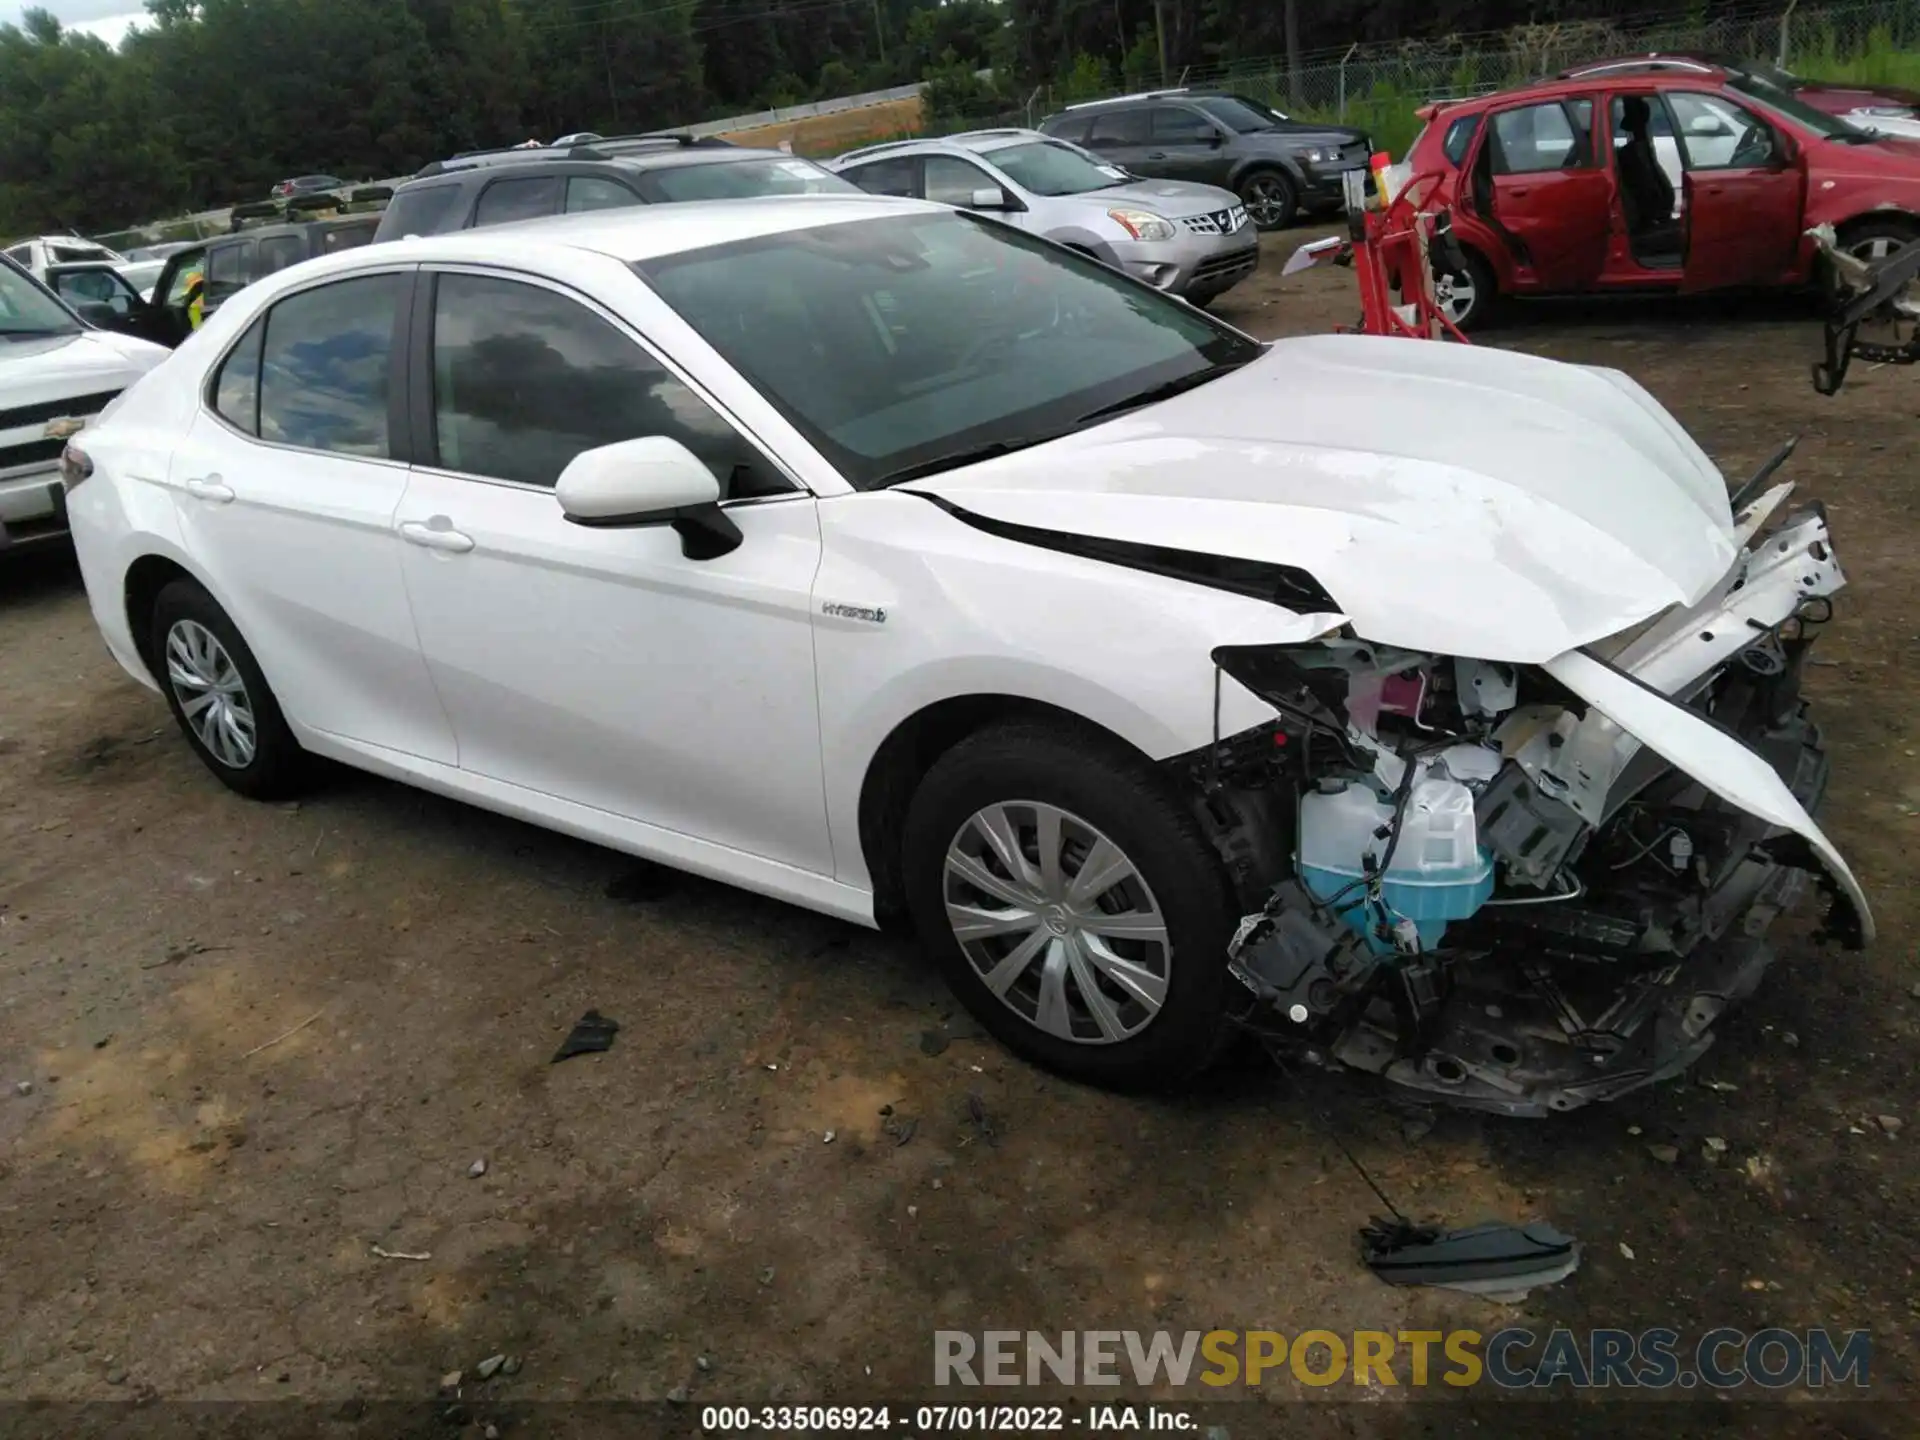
370 1244 432 1262
918 1029 951 1057
604 863 675 903
758 1267 775 1286
822 1130 835 1144
1878 1115 1903 1136
696 1355 713 1372
13 1081 30 1097
963 1092 997 1146
438 1370 462 1393
142 939 230 970
881 1112 918 1147
1703 1136 1729 1158
468 1158 487 1178
1360 1217 1580 1301
1618 1241 1636 1261
667 1384 690 1404
1648 1143 1680 1164
551 1009 620 1063
240 1009 323 1059
474 1354 505 1380
501 1356 522 1376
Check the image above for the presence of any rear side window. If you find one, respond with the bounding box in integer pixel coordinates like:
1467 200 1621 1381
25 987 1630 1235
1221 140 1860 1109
205 243 249 302
1151 106 1217 142
1087 108 1151 145
320 222 376 253
257 274 404 458
566 176 641 212
1043 114 1091 143
1489 100 1595 174
839 156 919 197
429 271 783 497
256 235 304 277
1442 113 1483 164
473 175 562 227
381 182 464 238
212 318 265 435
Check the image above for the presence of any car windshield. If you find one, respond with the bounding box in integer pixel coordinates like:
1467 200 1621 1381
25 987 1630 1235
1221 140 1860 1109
1729 72 1874 140
1193 95 1287 131
0 261 82 337
979 140 1126 195
638 210 1260 490
638 157 859 202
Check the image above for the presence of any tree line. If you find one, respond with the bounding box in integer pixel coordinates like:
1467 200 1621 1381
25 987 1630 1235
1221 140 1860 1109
1 0 1749 236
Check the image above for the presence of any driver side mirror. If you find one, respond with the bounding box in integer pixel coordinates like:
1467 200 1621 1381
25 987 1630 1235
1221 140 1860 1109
556 436 742 559
1208 130 1225 147
969 186 1013 211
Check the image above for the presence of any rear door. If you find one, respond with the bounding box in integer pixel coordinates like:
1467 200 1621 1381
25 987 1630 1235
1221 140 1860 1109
1482 97 1613 291
469 174 564 230
1666 90 1806 291
1080 105 1156 175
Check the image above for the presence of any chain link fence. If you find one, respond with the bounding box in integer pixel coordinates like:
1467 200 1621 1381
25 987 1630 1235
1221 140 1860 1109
925 0 1920 155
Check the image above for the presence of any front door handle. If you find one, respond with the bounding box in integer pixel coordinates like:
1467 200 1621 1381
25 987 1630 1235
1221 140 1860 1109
1146 150 1168 159
183 474 234 503
398 519 475 554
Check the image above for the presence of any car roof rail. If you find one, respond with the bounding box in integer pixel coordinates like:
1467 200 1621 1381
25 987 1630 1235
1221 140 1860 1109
833 137 926 163
951 127 1037 140
1062 87 1190 110
1560 55 1718 78
417 132 719 177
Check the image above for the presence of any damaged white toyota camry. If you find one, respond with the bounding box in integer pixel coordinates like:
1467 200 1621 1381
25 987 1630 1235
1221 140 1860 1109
63 196 1869 1115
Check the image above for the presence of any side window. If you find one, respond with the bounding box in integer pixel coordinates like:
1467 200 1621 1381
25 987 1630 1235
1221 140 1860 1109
429 272 786 499
256 235 305 277
1489 101 1593 174
839 156 919 197
381 182 464 238
257 273 404 458
923 155 995 207
1666 91 1771 168
164 254 204 307
3 244 29 264
1087 107 1151 146
1442 113 1483 165
472 175 563 228
566 176 641 213
1151 106 1218 143
1045 115 1092 144
212 317 265 435
204 243 248 302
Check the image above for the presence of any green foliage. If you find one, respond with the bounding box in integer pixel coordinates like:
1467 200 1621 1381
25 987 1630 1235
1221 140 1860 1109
1058 51 1114 104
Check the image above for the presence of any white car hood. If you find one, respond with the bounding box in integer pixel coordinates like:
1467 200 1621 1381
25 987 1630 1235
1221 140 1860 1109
902 334 1740 664
0 329 169 408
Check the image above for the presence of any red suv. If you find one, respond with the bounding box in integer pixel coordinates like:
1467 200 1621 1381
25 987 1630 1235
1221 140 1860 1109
1407 59 1920 326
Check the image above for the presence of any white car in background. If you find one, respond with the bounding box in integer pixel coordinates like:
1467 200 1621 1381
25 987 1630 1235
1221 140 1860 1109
62 197 1868 1114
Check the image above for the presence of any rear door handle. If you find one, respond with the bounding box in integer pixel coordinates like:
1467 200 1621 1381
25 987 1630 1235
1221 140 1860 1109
398 519 475 554
182 475 234 503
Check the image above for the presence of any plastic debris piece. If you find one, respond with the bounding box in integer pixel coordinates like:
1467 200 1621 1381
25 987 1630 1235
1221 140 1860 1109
1361 1217 1580 1301
551 1009 620 1063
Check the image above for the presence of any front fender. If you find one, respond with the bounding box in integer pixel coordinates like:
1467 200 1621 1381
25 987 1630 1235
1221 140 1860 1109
813 491 1342 891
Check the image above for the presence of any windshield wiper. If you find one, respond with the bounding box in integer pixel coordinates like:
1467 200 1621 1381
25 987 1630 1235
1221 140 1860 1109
1075 364 1240 426
871 434 1061 488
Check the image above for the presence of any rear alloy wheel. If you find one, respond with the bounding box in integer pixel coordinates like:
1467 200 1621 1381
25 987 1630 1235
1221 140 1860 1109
150 578 308 800
1238 170 1298 231
901 721 1239 1089
1436 248 1495 331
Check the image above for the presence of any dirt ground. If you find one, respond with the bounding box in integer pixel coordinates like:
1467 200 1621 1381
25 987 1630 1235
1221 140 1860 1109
1 230 1916 1438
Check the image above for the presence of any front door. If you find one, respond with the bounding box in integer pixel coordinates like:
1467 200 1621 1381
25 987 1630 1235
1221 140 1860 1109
165 268 457 763
1483 97 1614 292
1666 90 1807 290
392 268 833 874
1145 104 1229 184
1080 105 1157 176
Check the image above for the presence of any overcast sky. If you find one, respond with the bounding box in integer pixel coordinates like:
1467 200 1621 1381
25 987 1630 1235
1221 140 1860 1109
1 0 146 46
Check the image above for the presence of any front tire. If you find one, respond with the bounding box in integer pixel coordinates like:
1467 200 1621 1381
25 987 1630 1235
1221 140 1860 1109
901 721 1239 1090
1237 169 1298 231
149 579 307 799
1840 215 1920 264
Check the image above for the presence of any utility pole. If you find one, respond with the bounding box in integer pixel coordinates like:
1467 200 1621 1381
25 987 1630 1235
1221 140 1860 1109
1153 0 1167 86
872 0 886 64
1283 0 1301 105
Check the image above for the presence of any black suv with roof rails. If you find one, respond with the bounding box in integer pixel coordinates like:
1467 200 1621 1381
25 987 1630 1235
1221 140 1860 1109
372 134 862 242
1040 89 1370 230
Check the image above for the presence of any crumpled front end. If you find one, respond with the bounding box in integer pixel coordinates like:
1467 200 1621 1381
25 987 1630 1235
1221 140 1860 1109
1184 489 1869 1117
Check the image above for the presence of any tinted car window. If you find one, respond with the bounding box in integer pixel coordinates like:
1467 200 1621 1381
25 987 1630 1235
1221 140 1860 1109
430 272 782 497
205 243 249 302
473 175 562 227
840 155 920 197
923 155 995 206
320 221 377 253
257 235 304 277
641 211 1257 491
1442 113 1483 164
1192 96 1285 132
213 317 265 435
1043 114 1092 143
1087 108 1151 145
381 182 464 238
258 274 404 458
1152 106 1218 143
566 176 641 212
634 157 856 202
985 142 1125 196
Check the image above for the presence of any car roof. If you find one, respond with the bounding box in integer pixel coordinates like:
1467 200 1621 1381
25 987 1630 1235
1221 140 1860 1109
1557 53 1732 80
410 137 782 181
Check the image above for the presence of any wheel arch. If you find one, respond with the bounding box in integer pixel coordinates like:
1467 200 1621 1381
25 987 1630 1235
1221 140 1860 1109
856 694 1156 929
1228 155 1305 190
124 551 206 683
1833 208 1920 247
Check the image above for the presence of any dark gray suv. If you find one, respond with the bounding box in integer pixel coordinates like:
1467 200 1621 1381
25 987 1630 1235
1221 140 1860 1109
1040 90 1370 230
372 135 859 242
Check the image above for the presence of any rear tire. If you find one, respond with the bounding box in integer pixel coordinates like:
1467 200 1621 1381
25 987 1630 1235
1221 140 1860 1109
901 721 1239 1090
1437 247 1496 331
149 579 308 800
1237 169 1298 231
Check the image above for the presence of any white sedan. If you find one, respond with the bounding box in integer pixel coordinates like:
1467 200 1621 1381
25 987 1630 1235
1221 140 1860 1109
64 195 1869 1113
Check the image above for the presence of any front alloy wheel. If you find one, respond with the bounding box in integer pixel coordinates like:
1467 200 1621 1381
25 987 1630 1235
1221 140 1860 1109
165 618 257 769
1238 171 1298 231
942 801 1171 1044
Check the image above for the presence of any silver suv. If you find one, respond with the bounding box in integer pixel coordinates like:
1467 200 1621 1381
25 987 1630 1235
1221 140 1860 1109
826 129 1258 306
